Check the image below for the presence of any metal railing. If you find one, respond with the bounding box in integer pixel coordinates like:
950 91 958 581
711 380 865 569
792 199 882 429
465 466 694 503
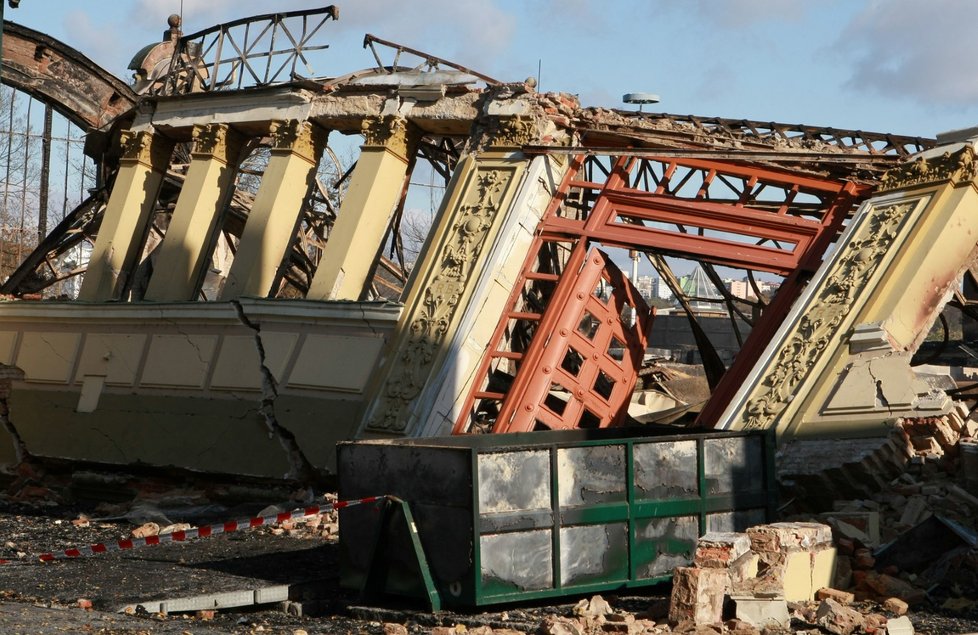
153 6 339 96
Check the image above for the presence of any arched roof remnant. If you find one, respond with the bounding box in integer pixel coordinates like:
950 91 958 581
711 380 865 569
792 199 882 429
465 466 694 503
1 21 136 130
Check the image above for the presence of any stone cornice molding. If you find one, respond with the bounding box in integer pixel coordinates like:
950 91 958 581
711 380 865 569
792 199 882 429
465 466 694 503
879 146 978 193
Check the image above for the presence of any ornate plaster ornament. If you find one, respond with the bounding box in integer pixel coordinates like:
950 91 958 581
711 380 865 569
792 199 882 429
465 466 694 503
361 115 416 161
368 167 509 432
741 201 915 430
119 129 173 168
879 146 978 192
190 123 241 164
486 115 538 149
269 119 326 163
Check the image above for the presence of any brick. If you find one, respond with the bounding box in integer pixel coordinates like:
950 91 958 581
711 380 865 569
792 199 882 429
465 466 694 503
747 522 832 555
668 567 729 626
882 597 909 616
863 572 926 605
816 587 855 604
694 532 750 569
853 548 876 570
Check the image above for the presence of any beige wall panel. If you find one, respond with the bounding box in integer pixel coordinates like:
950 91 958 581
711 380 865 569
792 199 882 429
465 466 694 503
0 331 18 365
141 334 218 387
289 334 383 392
76 333 147 386
210 332 298 390
17 332 81 383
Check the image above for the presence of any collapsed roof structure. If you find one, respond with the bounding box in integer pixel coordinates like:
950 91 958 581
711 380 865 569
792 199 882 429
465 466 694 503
0 6 974 482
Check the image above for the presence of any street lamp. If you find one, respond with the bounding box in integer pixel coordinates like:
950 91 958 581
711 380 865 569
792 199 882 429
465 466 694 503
623 92 660 113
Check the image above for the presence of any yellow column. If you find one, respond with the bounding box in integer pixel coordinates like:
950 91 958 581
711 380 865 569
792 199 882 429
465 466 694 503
78 130 174 301
145 123 244 301
220 120 327 300
307 116 419 300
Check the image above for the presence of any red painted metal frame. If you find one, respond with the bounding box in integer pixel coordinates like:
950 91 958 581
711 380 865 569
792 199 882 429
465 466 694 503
452 152 870 435
492 247 653 433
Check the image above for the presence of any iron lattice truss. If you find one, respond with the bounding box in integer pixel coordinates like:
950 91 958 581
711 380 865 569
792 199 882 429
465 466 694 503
453 150 871 434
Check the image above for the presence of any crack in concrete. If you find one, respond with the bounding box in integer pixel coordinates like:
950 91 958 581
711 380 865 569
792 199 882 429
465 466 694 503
160 311 210 366
231 300 321 483
37 335 74 366
1 400 29 467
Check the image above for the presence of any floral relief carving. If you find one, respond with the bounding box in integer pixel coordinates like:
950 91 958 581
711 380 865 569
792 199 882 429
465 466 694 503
879 146 978 192
741 201 914 430
361 115 414 160
369 168 507 432
269 119 325 163
119 129 172 168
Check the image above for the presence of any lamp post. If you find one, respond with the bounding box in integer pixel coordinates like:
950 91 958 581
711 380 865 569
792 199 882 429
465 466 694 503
622 92 660 113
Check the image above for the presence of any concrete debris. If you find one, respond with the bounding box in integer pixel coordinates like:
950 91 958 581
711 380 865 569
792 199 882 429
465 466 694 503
884 615 915 635
815 597 864 635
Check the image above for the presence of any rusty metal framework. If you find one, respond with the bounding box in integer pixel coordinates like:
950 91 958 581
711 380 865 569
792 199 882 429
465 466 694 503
151 6 340 96
454 152 869 435
491 247 653 433
360 34 501 85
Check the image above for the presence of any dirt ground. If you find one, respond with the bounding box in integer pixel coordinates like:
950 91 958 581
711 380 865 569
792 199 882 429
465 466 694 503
1 463 977 635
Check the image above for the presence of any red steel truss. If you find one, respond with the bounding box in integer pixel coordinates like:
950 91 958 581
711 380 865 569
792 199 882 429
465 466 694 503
491 247 652 433
453 153 870 435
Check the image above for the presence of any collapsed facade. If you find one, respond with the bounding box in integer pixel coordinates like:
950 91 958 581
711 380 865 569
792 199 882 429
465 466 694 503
0 7 974 481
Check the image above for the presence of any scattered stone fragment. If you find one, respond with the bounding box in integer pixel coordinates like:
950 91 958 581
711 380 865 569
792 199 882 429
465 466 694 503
539 615 585 635
731 595 789 628
573 595 612 618
669 567 728 626
76 598 92 610
131 522 160 539
383 623 408 635
816 587 854 604
884 615 914 635
694 532 751 569
882 597 908 616
815 597 864 635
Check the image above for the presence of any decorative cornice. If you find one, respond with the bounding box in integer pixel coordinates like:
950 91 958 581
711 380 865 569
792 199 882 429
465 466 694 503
360 115 417 161
190 123 242 164
484 115 539 149
268 119 327 163
878 146 978 193
740 200 916 430
119 130 173 169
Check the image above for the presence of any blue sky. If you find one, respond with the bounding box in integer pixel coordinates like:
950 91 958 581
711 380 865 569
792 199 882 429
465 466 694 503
7 0 978 139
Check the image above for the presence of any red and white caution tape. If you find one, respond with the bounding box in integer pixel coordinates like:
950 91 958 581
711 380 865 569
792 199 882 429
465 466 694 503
0 494 387 566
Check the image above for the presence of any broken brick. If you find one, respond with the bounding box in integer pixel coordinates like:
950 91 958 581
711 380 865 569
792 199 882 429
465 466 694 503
668 567 729 626
694 532 751 569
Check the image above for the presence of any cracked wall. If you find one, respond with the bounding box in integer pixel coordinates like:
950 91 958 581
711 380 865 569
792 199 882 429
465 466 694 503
717 137 978 440
0 300 399 477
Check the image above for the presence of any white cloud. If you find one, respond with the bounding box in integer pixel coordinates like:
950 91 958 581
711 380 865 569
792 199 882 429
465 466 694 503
836 0 978 106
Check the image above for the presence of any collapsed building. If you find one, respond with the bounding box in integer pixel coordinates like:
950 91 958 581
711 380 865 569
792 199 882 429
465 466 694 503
0 6 975 490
